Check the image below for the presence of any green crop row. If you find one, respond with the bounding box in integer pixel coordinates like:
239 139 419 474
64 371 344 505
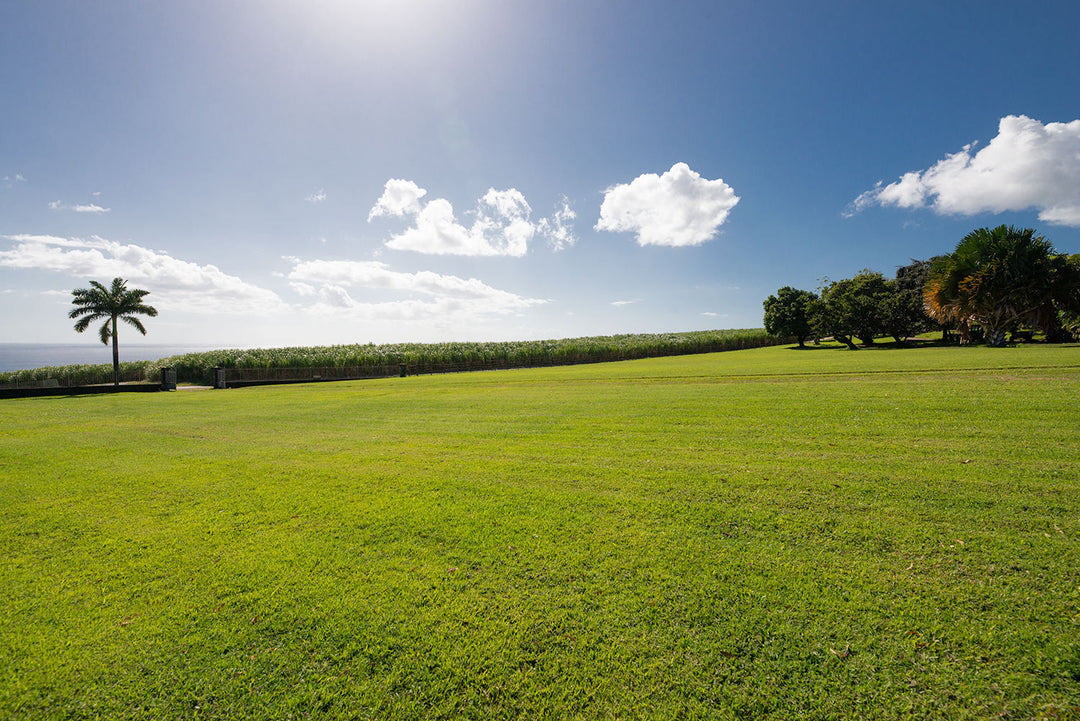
155 329 784 385
0 361 154 388
0 328 785 387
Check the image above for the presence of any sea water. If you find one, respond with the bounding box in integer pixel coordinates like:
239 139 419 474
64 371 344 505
0 343 221 373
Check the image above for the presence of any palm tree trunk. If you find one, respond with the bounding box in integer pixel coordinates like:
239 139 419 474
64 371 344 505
958 318 971 345
111 315 120 386
987 328 1007 347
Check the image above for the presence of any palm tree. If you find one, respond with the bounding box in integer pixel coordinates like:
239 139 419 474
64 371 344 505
925 226 1059 346
924 252 978 344
69 278 158 386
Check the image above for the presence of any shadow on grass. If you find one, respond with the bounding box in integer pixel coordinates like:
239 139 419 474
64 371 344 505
785 338 951 351
784 337 1077 351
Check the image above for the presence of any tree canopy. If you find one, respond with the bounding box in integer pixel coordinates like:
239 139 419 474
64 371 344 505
813 270 893 348
763 287 818 347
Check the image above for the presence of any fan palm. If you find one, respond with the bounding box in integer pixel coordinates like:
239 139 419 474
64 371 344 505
924 252 978 343
925 226 1058 346
69 278 158 386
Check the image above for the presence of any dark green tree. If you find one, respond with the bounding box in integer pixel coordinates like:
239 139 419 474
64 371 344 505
878 279 917 343
69 278 158 386
1043 254 1080 341
1058 307 1080 342
763 286 818 347
815 270 892 347
891 258 943 339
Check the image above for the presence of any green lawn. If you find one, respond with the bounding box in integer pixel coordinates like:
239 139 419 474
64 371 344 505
2 343 1078 719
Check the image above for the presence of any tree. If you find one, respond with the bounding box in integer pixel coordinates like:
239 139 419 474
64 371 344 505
763 286 818 347
926 226 1066 346
1038 254 1080 341
892 258 943 339
878 279 918 344
815 270 892 347
69 278 158 386
1058 307 1080 342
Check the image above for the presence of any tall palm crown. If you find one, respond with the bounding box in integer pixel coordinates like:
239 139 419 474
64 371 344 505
69 277 158 386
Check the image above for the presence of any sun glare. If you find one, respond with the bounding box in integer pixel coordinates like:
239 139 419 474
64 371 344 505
275 0 470 59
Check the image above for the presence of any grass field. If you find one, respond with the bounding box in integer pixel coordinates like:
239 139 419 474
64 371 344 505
1 342 1078 719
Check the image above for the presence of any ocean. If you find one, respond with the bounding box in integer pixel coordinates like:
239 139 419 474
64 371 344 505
0 343 223 373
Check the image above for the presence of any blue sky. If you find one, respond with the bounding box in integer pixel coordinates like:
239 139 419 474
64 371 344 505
2 0 1079 348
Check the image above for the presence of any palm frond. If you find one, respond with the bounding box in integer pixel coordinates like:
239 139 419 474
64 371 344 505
122 316 148 335
130 303 158 318
72 313 104 332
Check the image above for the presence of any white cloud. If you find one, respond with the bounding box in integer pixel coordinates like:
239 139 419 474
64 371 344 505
537 198 577 251
595 162 740 247
385 198 499 255
306 189 327 203
368 178 427 220
481 187 530 220
611 299 639 307
0 234 286 314
6 234 88 248
848 115 1080 226
317 284 355 308
287 258 547 319
48 200 111 213
3 174 27 187
369 180 576 256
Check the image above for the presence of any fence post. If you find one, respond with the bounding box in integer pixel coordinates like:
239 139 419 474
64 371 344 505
399 363 407 378
160 367 177 391
213 367 226 389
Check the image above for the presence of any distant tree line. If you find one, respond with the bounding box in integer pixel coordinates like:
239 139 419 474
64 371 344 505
764 225 1080 348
